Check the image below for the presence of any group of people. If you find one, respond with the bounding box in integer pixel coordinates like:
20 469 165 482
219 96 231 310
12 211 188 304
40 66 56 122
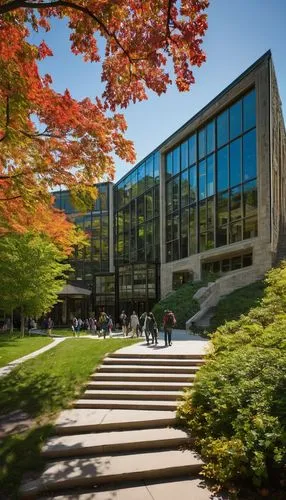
72 312 113 338
119 309 176 347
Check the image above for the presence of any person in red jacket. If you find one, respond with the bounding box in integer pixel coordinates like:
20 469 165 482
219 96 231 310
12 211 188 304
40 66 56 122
162 309 176 347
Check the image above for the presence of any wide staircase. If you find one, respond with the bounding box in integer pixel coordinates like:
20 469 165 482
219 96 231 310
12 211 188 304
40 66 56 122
21 351 211 499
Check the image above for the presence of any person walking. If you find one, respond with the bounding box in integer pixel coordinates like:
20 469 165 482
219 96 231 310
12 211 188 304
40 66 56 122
163 309 176 347
139 311 147 337
149 312 159 345
119 310 128 336
98 310 109 338
129 311 139 338
72 317 79 337
47 317 53 337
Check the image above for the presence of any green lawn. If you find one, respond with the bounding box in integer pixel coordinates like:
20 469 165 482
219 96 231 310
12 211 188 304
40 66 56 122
0 337 139 498
0 333 53 367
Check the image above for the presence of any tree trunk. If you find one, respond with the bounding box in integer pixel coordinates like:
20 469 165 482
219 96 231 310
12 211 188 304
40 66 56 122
10 309 14 334
20 306 25 337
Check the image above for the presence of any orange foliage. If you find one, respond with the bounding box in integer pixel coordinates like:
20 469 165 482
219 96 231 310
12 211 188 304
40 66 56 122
0 0 209 240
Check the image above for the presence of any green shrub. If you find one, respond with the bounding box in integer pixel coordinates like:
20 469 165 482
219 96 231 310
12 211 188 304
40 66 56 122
209 280 265 332
178 263 286 492
152 281 204 329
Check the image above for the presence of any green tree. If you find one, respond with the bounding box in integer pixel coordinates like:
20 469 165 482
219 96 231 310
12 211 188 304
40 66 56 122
0 232 71 335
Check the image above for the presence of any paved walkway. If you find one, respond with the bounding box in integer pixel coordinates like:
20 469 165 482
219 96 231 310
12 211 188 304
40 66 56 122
20 334 223 499
0 337 66 378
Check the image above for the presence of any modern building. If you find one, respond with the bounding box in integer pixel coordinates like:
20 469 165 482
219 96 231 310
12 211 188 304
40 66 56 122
54 50 285 325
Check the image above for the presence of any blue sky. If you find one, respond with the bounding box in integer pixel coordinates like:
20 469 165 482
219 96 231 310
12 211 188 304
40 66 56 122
29 0 286 181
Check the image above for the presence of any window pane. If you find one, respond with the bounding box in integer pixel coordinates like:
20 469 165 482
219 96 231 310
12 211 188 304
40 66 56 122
230 138 242 187
243 253 252 267
181 208 189 258
231 256 242 270
207 197 215 228
137 163 145 195
173 214 179 240
217 146 229 192
207 231 214 250
216 226 228 247
181 170 189 207
137 195 145 223
154 152 160 184
145 191 153 220
166 215 172 242
217 190 229 226
189 134 197 165
200 233 207 252
173 240 179 261
199 128 206 159
243 129 256 181
243 180 257 218
207 154 214 197
230 100 242 140
189 166 197 203
166 242 172 262
166 152 172 179
173 146 180 175
217 109 229 148
173 176 180 212
189 206 197 254
154 185 160 217
230 186 242 221
244 216 258 239
145 157 154 189
199 200 207 233
181 140 188 171
199 160 206 200
243 89 256 131
230 221 242 243
207 121 215 154
166 181 173 213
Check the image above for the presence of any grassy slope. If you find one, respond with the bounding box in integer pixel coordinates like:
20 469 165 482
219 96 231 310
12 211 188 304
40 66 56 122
0 337 139 498
0 333 52 367
152 281 204 329
209 280 265 332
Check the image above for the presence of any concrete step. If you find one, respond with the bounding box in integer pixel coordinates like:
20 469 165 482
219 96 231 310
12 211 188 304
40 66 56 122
86 381 193 391
82 390 183 401
54 409 176 435
91 373 195 382
109 353 204 359
42 427 191 458
40 477 218 500
103 357 204 366
97 365 200 374
21 449 202 497
74 399 179 411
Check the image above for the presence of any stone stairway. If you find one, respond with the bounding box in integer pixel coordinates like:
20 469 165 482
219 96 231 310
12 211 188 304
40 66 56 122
20 350 213 499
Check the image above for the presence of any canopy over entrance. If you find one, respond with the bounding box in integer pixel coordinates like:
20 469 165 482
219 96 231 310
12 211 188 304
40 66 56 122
58 284 92 297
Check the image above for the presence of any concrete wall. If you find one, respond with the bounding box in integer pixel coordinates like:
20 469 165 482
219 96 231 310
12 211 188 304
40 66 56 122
159 55 274 299
270 61 286 259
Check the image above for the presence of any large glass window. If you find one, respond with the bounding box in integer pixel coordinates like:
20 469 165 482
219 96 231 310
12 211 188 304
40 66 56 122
189 134 196 165
207 154 214 196
199 128 206 159
230 138 242 187
217 109 229 148
243 90 256 131
199 160 206 200
207 121 215 154
181 170 189 207
243 129 256 181
181 140 188 171
230 100 242 140
189 166 197 203
217 146 228 192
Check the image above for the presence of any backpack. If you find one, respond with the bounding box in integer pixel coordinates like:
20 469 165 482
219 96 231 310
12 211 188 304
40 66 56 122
165 312 176 328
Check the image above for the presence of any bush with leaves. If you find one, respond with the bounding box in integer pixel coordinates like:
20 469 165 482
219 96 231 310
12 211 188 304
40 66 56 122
178 263 286 492
152 281 204 329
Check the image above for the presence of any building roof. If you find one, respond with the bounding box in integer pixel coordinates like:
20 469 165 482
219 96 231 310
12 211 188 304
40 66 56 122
58 284 92 296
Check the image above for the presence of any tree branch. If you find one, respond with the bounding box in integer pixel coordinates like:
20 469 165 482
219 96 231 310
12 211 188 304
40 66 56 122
0 195 22 201
0 0 134 64
0 96 10 143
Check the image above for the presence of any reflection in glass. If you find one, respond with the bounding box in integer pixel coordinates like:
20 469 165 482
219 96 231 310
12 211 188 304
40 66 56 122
217 146 228 192
189 134 196 165
207 154 214 196
189 166 197 203
181 140 188 171
243 129 256 181
217 109 229 148
199 160 206 200
243 180 257 217
181 170 189 207
190 206 196 254
230 100 242 140
243 89 256 131
173 176 180 211
173 147 180 175
244 217 257 239
230 186 242 221
207 121 215 154
199 128 206 159
230 138 241 187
